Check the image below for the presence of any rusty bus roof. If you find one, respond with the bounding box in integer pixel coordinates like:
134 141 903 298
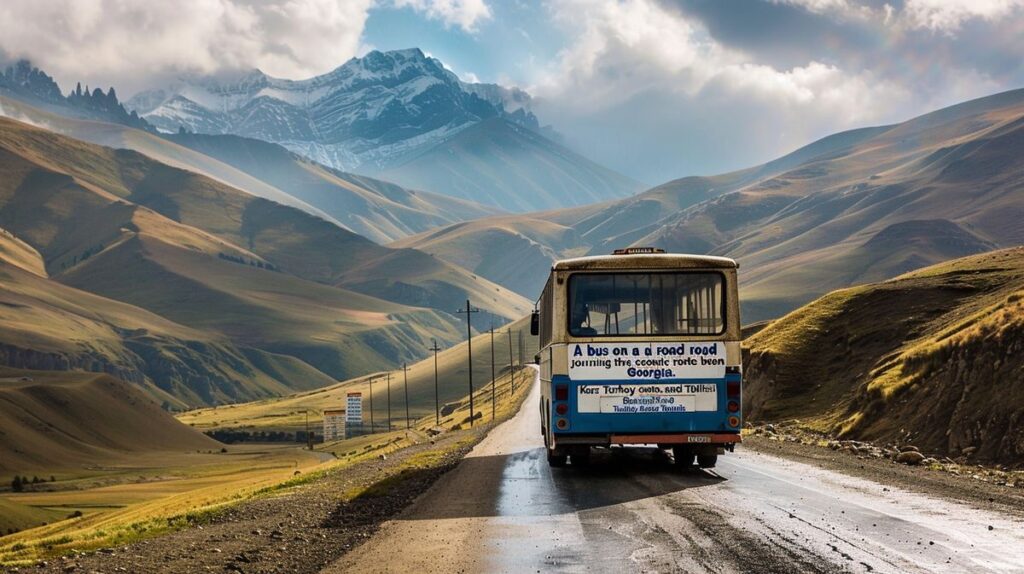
552 253 738 271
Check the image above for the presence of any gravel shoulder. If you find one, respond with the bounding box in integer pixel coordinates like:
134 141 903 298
11 424 508 573
742 434 1024 519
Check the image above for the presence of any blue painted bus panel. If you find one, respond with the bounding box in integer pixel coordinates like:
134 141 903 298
549 374 740 435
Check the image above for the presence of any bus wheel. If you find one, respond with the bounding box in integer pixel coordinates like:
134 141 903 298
697 454 718 468
547 450 567 467
673 447 695 469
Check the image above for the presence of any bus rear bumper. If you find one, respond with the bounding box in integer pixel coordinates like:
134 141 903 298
612 433 741 445
553 433 741 447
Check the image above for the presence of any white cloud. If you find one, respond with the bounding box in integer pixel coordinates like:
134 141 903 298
0 0 373 93
901 0 1024 31
531 0 911 181
535 0 900 116
392 0 492 32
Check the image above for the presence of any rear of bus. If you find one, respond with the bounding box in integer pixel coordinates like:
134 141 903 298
534 248 742 468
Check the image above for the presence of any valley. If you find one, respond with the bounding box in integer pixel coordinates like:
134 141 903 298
0 32 1022 573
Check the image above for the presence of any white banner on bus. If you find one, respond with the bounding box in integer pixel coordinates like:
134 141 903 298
577 383 718 413
567 342 726 381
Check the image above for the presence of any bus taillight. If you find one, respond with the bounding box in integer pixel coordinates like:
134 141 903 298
727 381 740 398
727 400 740 413
555 384 568 401
555 403 569 415
728 416 740 428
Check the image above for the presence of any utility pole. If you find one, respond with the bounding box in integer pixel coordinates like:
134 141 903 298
518 330 525 377
455 299 479 426
429 339 441 427
386 371 392 432
305 410 312 450
489 325 496 421
368 376 375 433
507 327 515 395
403 362 410 430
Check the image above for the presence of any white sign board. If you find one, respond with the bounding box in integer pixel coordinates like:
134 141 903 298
346 392 363 424
577 383 717 413
567 342 726 381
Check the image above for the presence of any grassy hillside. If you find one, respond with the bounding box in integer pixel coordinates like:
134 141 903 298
398 89 1024 317
179 316 540 434
744 247 1024 466
0 114 528 323
0 254 335 407
0 369 218 474
374 118 644 212
0 116 534 404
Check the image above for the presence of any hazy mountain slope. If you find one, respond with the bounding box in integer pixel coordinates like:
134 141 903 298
0 115 527 322
0 369 218 473
373 118 643 211
0 258 333 408
744 247 1024 466
390 215 590 298
0 95 338 225
399 88 1024 319
164 132 501 243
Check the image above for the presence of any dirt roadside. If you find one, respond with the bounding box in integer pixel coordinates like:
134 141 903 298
742 435 1024 519
8 420 513 573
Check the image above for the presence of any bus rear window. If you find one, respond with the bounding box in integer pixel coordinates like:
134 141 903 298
568 272 725 337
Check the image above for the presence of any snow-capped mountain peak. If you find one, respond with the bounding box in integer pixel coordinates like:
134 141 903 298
127 48 538 170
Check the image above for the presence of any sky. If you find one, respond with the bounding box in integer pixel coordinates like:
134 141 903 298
1 0 1023 184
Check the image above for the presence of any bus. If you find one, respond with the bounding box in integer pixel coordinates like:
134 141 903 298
530 247 742 468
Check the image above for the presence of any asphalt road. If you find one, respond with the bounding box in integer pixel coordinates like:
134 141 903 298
327 374 1024 573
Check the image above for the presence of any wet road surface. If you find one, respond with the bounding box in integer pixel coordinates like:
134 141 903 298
326 375 1024 573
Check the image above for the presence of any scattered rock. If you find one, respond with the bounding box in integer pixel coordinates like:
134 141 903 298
899 445 920 453
896 451 926 466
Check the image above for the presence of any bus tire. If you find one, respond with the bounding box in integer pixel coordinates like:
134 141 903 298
697 454 718 468
570 449 590 467
673 446 695 468
547 450 567 467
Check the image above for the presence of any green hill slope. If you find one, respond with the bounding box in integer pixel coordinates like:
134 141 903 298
744 247 1024 466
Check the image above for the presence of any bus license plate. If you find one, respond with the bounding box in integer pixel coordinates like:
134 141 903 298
687 435 712 443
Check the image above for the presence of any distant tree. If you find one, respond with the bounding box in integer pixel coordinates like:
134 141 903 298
50 475 56 482
31 476 40 484
75 82 83 97
11 476 23 492
107 86 117 103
